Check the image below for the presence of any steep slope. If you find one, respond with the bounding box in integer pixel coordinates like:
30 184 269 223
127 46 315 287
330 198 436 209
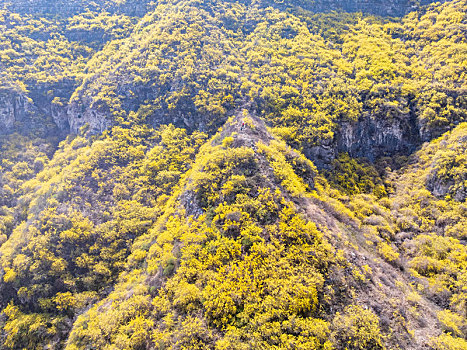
0 124 206 348
62 0 465 164
0 0 466 349
62 114 445 349
0 6 139 137
1 0 465 162
391 124 467 309
0 0 445 17
1 112 465 349
0 0 152 17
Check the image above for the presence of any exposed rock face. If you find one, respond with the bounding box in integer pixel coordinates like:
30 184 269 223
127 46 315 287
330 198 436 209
335 113 421 161
0 0 152 17
65 100 207 135
273 0 444 17
0 92 17 131
425 133 467 202
0 89 37 134
303 139 336 169
0 84 73 137
426 175 465 201
0 0 453 162
1 0 444 17
304 111 421 168
50 103 69 131
66 102 112 135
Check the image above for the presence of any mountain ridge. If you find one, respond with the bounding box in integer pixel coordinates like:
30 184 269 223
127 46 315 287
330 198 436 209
0 0 447 17
0 0 466 349
1 0 464 169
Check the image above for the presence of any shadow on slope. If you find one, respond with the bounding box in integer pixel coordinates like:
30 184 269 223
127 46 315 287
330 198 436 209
65 113 442 349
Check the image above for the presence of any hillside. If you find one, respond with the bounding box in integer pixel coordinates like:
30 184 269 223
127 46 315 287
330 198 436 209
0 0 447 17
0 0 466 349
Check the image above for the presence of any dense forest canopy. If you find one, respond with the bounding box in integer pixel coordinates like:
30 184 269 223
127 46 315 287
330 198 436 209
0 0 466 349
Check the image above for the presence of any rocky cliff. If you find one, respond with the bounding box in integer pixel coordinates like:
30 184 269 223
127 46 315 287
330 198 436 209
0 87 36 134
0 1 466 349
305 112 422 168
278 0 445 17
0 0 445 17
0 0 152 17
0 0 463 168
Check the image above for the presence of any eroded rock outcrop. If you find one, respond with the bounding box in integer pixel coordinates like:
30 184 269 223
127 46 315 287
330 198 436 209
66 102 112 134
0 0 152 17
0 88 37 134
336 112 421 161
0 0 445 18
304 109 421 168
270 0 444 17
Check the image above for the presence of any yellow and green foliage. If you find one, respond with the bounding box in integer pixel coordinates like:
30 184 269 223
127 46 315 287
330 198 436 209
331 304 384 350
389 124 467 313
65 125 339 349
0 124 205 347
0 0 466 349
61 0 465 146
326 153 386 197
